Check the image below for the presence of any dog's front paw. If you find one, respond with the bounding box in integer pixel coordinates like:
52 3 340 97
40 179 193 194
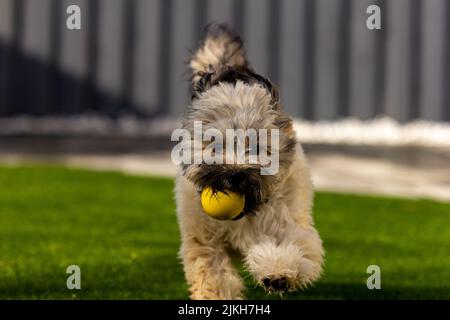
244 241 321 293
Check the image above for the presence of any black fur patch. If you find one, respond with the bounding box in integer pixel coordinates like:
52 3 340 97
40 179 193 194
190 164 274 216
192 66 280 107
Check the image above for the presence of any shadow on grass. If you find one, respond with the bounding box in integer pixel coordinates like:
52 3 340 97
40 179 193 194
246 282 450 300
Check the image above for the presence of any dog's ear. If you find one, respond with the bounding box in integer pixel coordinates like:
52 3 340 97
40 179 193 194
191 65 246 99
253 75 280 109
274 114 292 129
191 65 281 110
266 81 280 109
191 70 214 98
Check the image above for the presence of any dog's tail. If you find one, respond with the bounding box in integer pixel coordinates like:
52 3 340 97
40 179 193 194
189 23 248 85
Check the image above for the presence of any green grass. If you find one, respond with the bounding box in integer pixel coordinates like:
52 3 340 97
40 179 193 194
0 165 449 299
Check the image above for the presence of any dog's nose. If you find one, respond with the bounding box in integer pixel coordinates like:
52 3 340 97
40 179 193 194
228 172 246 187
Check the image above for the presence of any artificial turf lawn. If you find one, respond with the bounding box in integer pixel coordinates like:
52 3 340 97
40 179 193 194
0 165 449 299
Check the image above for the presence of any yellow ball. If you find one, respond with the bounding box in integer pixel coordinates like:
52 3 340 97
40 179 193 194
201 187 245 220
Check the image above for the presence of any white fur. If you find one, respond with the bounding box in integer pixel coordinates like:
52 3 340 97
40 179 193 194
175 146 324 299
177 23 324 300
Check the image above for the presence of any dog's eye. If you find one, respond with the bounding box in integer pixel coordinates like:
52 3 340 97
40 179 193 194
203 142 223 157
258 145 269 154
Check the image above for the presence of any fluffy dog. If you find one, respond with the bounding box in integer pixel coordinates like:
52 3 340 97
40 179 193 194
174 24 324 299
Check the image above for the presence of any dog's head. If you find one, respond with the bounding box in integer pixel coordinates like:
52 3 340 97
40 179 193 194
180 67 297 218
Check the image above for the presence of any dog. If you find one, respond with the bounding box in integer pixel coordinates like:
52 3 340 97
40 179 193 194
174 24 324 299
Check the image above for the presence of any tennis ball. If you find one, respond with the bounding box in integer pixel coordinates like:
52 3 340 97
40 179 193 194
201 187 245 220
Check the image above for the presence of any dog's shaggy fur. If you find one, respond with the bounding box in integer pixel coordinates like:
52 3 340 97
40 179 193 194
175 24 324 299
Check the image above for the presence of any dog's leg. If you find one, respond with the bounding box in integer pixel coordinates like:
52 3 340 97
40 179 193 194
244 226 323 293
180 236 244 300
243 149 324 293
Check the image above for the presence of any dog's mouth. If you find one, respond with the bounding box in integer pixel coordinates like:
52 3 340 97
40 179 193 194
196 188 264 220
191 165 269 219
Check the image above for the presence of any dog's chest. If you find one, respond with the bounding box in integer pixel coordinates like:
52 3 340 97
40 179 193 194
219 202 292 251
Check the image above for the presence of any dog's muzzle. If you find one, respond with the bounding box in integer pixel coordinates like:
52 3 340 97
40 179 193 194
192 165 267 219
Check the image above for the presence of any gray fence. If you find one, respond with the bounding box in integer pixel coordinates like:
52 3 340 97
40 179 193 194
0 0 449 122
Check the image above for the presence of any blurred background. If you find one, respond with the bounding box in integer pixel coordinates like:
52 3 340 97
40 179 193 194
0 0 449 200
0 0 450 299
0 0 449 121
